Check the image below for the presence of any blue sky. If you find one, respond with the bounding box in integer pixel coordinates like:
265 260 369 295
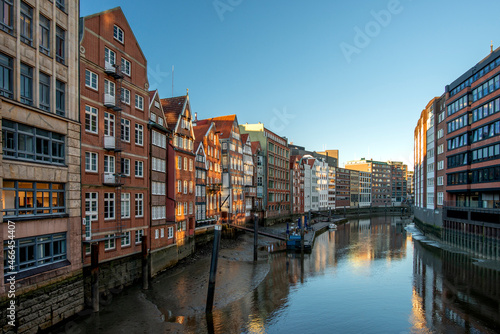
81 0 500 169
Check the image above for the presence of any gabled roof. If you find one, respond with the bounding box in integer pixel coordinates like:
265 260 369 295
148 90 157 108
241 133 249 145
161 95 187 131
193 122 211 152
82 7 147 65
251 141 261 155
197 114 238 140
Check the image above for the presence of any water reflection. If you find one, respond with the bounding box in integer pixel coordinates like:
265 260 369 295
52 216 500 333
412 237 500 333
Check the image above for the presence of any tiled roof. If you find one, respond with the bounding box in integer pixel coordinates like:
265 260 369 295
241 133 249 145
197 114 237 139
149 90 156 101
193 123 210 151
251 141 261 155
161 95 187 131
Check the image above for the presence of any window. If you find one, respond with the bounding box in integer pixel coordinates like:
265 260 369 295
184 202 187 215
85 106 98 133
0 52 13 98
177 156 182 169
152 181 165 195
55 26 65 63
155 229 159 239
152 206 166 220
85 152 98 172
0 0 13 34
56 0 65 11
2 120 65 164
183 181 187 194
20 2 33 45
150 113 157 123
189 159 193 171
104 47 116 66
56 80 65 116
121 158 130 176
121 58 131 76
104 155 115 174
39 15 50 55
437 192 444 206
189 181 193 194
135 229 144 244
120 87 130 104
161 228 164 238
184 157 187 171
104 193 115 220
84 193 97 240
104 234 116 250
152 130 166 148
85 70 98 90
437 176 444 186
189 202 193 215
168 227 174 239
20 63 33 105
104 112 115 136
135 95 144 110
121 119 130 142
2 181 65 218
135 160 144 177
104 79 115 98
3 233 66 274
135 193 143 217
121 231 131 247
113 25 124 43
437 160 444 170
177 180 182 193
121 193 130 218
39 72 51 112
135 124 143 146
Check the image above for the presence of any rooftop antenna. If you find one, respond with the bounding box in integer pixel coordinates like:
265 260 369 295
491 41 494 53
172 65 174 97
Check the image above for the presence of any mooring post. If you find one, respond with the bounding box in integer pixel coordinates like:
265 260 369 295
206 224 222 313
253 215 258 262
301 216 305 254
91 243 99 312
141 235 149 290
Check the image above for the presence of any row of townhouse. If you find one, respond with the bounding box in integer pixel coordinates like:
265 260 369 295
414 45 500 250
288 153 409 214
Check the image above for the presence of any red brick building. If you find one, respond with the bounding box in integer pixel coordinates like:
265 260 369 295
148 90 176 252
161 93 196 248
198 115 245 225
290 155 304 214
80 7 150 263
193 119 222 226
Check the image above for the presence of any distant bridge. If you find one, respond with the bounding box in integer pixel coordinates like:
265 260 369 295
228 224 286 241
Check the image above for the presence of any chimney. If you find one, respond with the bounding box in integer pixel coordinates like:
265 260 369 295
193 112 198 126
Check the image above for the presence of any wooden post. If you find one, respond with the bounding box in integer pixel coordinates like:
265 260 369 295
253 215 258 262
206 224 222 313
91 243 99 312
142 235 148 290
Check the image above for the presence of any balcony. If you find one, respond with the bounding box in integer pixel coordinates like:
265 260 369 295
245 186 257 197
103 93 122 111
104 61 123 79
103 135 122 151
103 173 122 186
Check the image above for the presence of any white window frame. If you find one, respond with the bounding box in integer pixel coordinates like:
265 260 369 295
135 229 144 244
121 193 130 218
104 155 115 173
121 118 130 142
85 152 98 172
104 192 115 220
155 229 159 239
113 25 124 43
85 69 98 90
135 160 144 177
121 87 130 105
104 47 116 65
168 226 174 239
135 123 143 146
104 112 115 136
135 193 144 217
85 105 98 134
104 79 115 98
104 234 116 250
121 231 131 247
135 94 144 110
121 57 131 76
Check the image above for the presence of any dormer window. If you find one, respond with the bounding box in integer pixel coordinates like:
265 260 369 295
113 25 124 43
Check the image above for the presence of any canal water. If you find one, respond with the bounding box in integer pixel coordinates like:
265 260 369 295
56 216 500 333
